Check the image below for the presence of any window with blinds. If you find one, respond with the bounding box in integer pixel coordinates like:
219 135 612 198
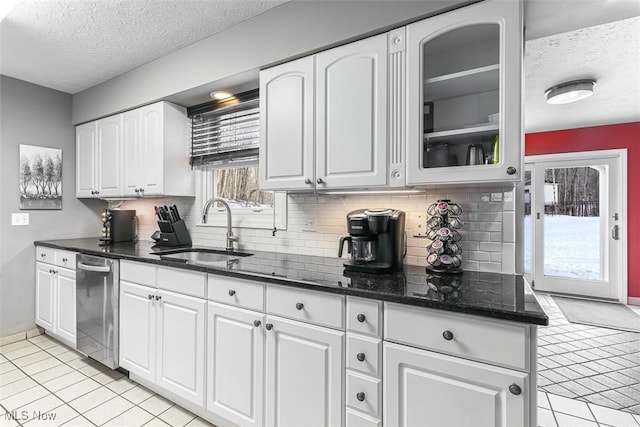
188 89 259 166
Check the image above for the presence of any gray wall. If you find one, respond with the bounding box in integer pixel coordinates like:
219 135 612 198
72 0 471 124
0 75 104 338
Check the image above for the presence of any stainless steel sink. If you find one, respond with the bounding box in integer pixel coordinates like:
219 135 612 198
152 248 253 265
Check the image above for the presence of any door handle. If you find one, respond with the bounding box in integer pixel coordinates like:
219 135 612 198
612 225 620 240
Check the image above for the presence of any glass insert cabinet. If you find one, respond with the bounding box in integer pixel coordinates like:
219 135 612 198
406 0 523 185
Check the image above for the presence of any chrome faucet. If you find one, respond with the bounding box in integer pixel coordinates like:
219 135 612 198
202 198 238 251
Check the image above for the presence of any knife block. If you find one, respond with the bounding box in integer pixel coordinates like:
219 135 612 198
154 219 192 247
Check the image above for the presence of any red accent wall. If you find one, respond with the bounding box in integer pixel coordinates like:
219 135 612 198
525 122 640 299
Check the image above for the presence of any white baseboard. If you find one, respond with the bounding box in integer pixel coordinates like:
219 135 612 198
627 297 640 306
0 332 26 346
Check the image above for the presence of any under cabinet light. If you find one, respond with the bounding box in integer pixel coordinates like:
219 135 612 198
323 189 425 195
544 79 596 105
209 91 234 101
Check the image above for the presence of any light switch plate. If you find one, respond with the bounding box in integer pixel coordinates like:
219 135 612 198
302 215 317 232
12 213 29 226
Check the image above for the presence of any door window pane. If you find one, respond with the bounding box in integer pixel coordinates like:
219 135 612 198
524 170 532 275
542 166 603 280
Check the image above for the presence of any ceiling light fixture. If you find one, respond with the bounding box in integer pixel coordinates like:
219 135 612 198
209 90 234 101
544 79 596 105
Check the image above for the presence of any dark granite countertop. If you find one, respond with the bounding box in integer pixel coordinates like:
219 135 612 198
34 238 548 326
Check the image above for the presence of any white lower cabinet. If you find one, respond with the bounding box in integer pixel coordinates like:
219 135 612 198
207 302 265 427
119 273 206 407
265 315 344 427
384 341 528 427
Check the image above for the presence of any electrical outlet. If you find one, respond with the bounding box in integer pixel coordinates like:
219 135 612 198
302 215 317 232
12 213 29 226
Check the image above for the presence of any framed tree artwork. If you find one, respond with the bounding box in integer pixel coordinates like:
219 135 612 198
19 144 62 210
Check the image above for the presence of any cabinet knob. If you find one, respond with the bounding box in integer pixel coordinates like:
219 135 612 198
228 290 236 296
265 323 273 331
356 392 366 402
155 295 161 301
304 178 312 185
316 178 324 184
135 188 140 193
356 353 366 362
442 330 454 341
49 269 53 274
62 258 68 263
295 302 304 310
139 188 144 194
357 314 366 323
40 253 46 258
95 191 99 196
253 320 261 327
506 166 517 175
509 384 522 395
148 294 153 300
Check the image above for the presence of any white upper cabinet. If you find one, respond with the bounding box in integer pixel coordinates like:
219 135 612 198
259 33 388 191
315 33 388 189
259 56 315 191
77 101 194 198
406 0 523 185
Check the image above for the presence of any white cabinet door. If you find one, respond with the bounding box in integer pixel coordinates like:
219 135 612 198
76 122 97 197
265 316 344 427
55 267 76 345
119 281 156 383
122 109 142 196
207 302 265 427
96 115 123 197
316 33 388 189
384 342 528 427
156 289 205 406
139 103 164 195
259 56 315 191
35 262 55 331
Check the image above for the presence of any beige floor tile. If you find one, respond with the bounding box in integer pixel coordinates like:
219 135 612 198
0 362 16 374
589 403 638 427
28 334 57 346
31 364 75 384
104 376 136 394
67 386 117 414
2 344 41 360
0 367 27 385
54 350 83 363
1 385 50 411
16 393 64 424
46 344 73 356
0 354 7 363
24 404 80 427
554 412 598 427
65 357 97 370
42 371 87 393
103 406 154 427
59 415 94 426
0 339 32 354
142 418 172 427
0 376 38 400
77 363 108 377
121 385 155 404
54 378 101 402
139 395 174 416
538 407 558 427
185 417 215 427
0 410 21 427
91 369 123 385
12 350 50 368
82 396 133 426
548 394 595 421
157 405 196 427
22 357 63 376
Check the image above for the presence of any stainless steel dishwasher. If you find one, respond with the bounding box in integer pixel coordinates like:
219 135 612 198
76 254 119 369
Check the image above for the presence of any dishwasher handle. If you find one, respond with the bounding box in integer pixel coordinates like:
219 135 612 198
77 262 112 273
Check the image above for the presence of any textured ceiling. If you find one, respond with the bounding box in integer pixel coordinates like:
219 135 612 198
524 16 640 133
0 0 288 94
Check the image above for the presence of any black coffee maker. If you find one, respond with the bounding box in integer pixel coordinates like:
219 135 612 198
338 209 405 273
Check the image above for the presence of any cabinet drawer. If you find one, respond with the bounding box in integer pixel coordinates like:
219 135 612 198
347 297 382 337
266 285 344 330
36 247 56 264
55 250 76 270
346 333 381 378
385 302 529 370
346 371 381 419
346 409 381 427
121 261 157 287
158 267 206 298
208 275 264 311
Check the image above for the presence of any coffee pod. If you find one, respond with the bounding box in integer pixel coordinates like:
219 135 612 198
427 253 441 267
427 240 444 254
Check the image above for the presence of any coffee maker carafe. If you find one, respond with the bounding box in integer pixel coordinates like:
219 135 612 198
338 209 405 273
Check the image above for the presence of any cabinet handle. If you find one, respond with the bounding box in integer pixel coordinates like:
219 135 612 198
253 320 261 327
316 178 324 184
295 302 304 310
509 384 522 395
135 188 140 193
155 295 161 301
357 314 366 323
506 166 517 175
265 323 273 331
41 253 46 258
356 353 366 362
62 258 68 263
148 294 153 300
442 330 454 341
139 188 144 194
228 290 236 296
356 392 365 402
49 269 53 274
304 178 312 185
95 191 99 196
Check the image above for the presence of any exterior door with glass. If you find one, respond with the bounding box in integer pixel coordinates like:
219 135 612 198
524 151 625 301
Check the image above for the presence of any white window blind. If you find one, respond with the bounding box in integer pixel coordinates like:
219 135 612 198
188 90 259 166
